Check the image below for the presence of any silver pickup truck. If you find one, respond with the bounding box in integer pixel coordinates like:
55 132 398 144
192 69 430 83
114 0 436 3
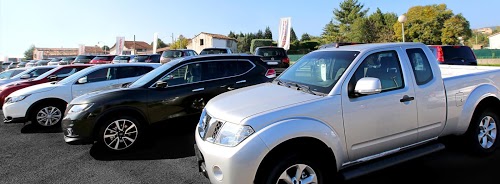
195 43 500 184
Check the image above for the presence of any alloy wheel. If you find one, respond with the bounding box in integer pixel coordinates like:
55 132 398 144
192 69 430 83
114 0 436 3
277 164 318 184
478 115 497 149
36 106 62 126
103 119 138 150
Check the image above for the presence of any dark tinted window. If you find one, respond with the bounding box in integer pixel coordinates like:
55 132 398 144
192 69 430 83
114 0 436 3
75 55 95 60
0 70 15 79
11 70 24 77
407 48 434 85
50 58 62 62
86 68 109 83
62 57 76 61
350 51 404 93
256 48 286 57
29 68 52 78
116 66 153 79
202 61 238 80
93 56 115 60
160 63 202 86
161 50 184 58
114 56 130 60
132 55 149 62
150 55 161 62
53 67 83 78
200 49 228 55
442 46 475 60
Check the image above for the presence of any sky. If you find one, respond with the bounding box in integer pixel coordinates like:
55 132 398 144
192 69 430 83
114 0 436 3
1 0 499 59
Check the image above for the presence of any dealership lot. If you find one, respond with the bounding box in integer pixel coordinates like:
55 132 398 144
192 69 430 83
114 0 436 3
0 111 499 184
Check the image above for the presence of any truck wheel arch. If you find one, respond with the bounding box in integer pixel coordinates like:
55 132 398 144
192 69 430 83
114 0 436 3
254 119 347 175
458 84 500 135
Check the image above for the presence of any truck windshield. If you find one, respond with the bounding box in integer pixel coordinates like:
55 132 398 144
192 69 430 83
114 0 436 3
277 51 359 94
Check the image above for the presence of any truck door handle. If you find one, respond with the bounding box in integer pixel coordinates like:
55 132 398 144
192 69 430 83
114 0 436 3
400 95 415 102
235 80 246 84
192 88 204 92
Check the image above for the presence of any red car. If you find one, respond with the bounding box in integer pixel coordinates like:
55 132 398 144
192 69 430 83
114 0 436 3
0 65 93 106
89 55 116 64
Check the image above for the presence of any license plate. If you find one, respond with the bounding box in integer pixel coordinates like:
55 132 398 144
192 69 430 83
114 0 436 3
267 62 278 65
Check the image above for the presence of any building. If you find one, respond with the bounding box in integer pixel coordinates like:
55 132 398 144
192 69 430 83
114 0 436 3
476 27 493 34
33 46 105 60
186 32 237 54
489 33 500 49
109 41 153 55
156 47 170 54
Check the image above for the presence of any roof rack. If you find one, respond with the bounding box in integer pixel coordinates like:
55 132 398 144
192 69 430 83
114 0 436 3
318 42 364 49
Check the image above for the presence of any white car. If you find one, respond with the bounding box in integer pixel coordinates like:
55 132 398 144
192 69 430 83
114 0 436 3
3 63 160 128
0 66 56 86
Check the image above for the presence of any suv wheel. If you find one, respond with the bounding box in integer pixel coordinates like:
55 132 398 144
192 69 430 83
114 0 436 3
30 103 65 128
98 116 143 152
260 153 327 184
466 109 498 155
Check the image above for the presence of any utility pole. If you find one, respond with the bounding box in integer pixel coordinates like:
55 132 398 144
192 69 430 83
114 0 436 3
133 35 136 55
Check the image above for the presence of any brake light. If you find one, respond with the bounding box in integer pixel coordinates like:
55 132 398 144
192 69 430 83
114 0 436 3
436 47 444 63
265 69 276 78
282 57 290 64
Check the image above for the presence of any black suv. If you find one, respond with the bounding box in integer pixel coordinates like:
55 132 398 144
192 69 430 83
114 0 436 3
160 49 198 64
254 46 290 75
73 55 96 64
62 54 275 152
130 54 161 63
428 45 477 65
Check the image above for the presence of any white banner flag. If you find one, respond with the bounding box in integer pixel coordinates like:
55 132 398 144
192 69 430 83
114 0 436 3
278 17 292 50
116 37 125 55
153 33 158 53
78 44 85 55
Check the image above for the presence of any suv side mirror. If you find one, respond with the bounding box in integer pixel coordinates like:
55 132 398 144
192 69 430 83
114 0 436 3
354 77 382 95
155 81 168 88
20 74 31 79
48 75 58 81
77 76 88 84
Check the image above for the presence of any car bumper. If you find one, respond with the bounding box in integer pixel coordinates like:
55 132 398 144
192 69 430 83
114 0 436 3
195 131 269 184
61 112 97 145
2 100 31 123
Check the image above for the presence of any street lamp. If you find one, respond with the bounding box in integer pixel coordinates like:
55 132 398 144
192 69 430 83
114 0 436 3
398 15 407 42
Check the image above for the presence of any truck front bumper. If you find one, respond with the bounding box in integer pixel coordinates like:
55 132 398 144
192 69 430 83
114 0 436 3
194 131 270 184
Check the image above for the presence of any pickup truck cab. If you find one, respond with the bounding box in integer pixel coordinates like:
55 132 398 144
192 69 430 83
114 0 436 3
195 43 500 184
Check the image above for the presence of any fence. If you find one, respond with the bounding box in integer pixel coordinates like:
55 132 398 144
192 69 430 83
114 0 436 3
473 49 500 59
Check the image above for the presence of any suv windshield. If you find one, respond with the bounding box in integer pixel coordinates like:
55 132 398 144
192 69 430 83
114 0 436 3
278 51 359 94
131 55 149 62
442 46 475 60
256 48 286 57
161 50 183 58
114 56 130 60
50 58 62 62
200 49 228 55
75 55 95 61
62 57 75 61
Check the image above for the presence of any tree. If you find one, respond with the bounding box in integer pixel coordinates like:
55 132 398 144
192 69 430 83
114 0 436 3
170 35 190 49
290 27 298 42
350 17 376 43
24 45 35 60
150 38 169 48
301 33 311 41
441 14 472 45
264 26 273 39
393 4 455 44
228 31 237 39
101 45 110 54
256 30 264 39
321 21 341 44
333 0 369 41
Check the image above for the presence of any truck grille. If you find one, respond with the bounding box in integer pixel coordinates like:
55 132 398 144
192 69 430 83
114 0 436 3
198 112 225 142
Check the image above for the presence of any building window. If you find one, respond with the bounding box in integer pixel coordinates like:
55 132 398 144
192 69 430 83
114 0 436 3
200 39 204 46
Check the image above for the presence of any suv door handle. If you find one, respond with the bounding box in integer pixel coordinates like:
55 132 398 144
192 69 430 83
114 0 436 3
236 80 246 84
400 95 415 102
192 88 204 92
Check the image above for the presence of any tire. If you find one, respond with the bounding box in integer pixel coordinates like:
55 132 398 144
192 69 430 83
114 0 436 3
465 109 499 155
30 103 65 128
97 116 143 153
258 152 329 184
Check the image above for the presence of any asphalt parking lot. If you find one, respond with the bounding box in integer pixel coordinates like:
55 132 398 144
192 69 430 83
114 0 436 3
1 111 499 184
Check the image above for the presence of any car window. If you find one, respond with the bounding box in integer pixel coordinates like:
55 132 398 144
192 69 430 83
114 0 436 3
350 50 404 93
93 56 115 60
30 68 53 78
407 48 434 85
442 46 475 60
114 56 130 60
11 70 24 77
159 63 202 86
201 61 253 80
162 50 183 58
256 48 286 57
201 49 228 55
53 67 82 78
0 70 14 79
86 68 110 83
116 66 154 79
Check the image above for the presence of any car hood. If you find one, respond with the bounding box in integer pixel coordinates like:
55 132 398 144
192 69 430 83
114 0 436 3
205 83 323 124
71 87 129 104
9 82 57 97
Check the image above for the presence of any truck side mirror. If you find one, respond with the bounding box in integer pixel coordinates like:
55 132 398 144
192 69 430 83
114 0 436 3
354 77 382 95
77 76 88 84
155 81 168 88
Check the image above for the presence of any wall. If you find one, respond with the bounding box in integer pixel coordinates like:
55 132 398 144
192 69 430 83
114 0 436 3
478 59 500 65
489 35 500 49
188 33 213 53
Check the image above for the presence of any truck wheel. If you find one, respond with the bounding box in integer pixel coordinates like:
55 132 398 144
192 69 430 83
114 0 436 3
97 116 143 153
262 153 327 184
30 103 65 128
466 109 498 155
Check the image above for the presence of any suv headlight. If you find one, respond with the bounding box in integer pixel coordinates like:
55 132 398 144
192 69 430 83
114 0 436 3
67 103 93 114
214 122 255 147
5 94 30 104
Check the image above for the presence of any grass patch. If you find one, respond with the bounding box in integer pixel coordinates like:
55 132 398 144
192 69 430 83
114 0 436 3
479 63 500 67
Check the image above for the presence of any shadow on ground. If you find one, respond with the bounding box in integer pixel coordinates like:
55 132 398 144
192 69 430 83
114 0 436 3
20 122 63 133
90 116 199 161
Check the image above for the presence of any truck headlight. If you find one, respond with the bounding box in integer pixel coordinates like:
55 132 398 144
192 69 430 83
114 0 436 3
5 94 30 104
214 122 254 147
67 103 93 114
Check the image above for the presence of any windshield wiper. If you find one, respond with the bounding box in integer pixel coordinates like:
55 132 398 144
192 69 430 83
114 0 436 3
289 82 324 96
275 79 291 88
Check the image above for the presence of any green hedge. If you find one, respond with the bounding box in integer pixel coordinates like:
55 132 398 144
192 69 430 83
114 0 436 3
474 49 500 59
250 39 274 53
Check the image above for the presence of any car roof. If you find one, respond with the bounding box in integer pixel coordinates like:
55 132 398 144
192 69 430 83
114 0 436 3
182 53 258 61
313 42 426 53
256 46 285 49
92 63 161 68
